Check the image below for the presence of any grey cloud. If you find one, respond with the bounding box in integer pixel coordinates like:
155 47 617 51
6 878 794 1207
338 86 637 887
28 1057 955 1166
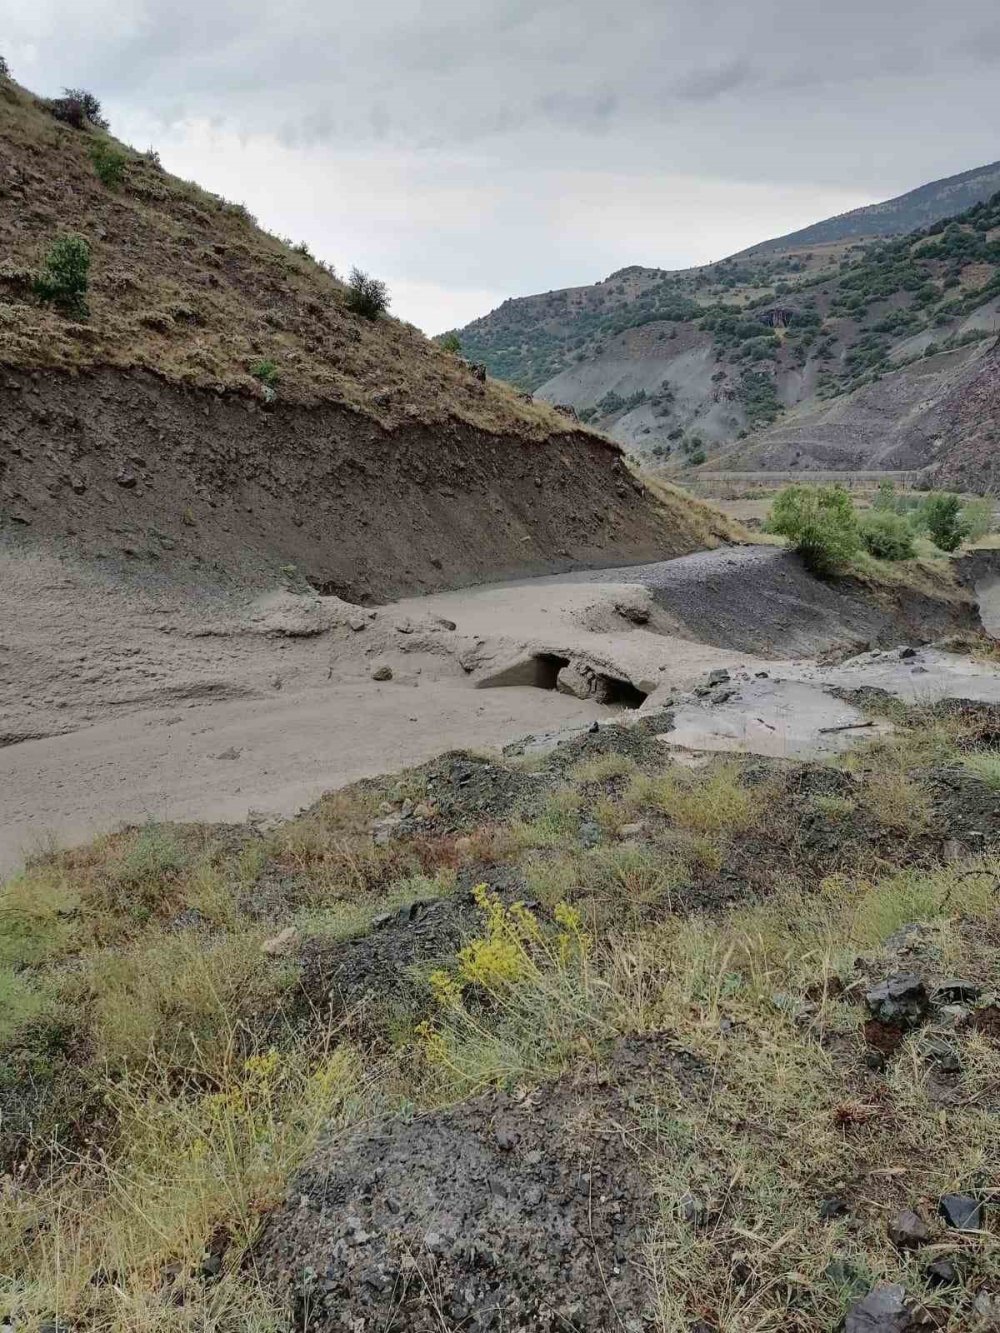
3 0 999 331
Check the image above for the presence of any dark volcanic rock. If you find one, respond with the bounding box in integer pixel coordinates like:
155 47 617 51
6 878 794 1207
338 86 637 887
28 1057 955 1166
888 1208 930 1249
255 1036 705 1332
939 1192 983 1231
844 1283 916 1332
865 973 929 1028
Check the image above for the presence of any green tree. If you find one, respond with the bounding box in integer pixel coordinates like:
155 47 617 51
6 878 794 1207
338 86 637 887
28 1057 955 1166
438 332 462 354
768 484 861 575
345 267 390 320
34 234 91 317
921 493 969 552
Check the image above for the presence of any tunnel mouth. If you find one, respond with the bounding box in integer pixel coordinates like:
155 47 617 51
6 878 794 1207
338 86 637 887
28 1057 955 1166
597 675 648 710
532 653 572 689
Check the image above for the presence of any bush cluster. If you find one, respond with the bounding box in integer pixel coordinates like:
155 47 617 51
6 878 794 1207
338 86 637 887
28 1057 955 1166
858 509 916 561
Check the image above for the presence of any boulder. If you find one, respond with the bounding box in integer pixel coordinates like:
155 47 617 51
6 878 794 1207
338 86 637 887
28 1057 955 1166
864 973 929 1028
888 1208 930 1249
844 1284 916 1332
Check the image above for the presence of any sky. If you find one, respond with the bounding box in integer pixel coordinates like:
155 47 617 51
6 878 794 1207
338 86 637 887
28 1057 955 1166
3 0 999 333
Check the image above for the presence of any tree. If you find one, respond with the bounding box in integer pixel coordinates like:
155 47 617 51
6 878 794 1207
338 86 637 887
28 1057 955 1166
345 267 390 320
438 332 461 354
921 492 969 552
768 484 861 575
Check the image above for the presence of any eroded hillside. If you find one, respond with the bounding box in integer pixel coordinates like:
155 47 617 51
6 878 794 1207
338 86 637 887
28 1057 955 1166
0 76 726 595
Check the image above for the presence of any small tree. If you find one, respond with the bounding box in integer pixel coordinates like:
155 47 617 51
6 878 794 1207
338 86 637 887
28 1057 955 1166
51 88 109 130
961 497 994 543
438 332 461 354
345 267 389 320
768 484 860 575
0 54 10 78
859 510 916 561
34 234 91 317
921 492 969 552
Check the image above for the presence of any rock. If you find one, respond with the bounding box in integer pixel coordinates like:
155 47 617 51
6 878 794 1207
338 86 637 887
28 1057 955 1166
706 668 731 686
942 838 969 864
261 926 300 957
899 647 918 659
371 664 393 681
556 662 593 700
919 1035 961 1074
844 1284 915 1332
972 1291 1000 1329
755 670 769 678
819 1196 849 1220
711 686 737 704
934 977 981 1003
939 1193 983 1231
925 1258 960 1287
888 1208 930 1249
413 802 434 819
371 814 403 846
494 1126 518 1152
619 822 645 838
347 613 368 631
865 973 929 1028
588 720 600 734
115 469 138 488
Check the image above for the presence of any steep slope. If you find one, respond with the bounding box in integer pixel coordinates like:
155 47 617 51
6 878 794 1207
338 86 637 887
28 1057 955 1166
454 167 1000 481
0 77 725 598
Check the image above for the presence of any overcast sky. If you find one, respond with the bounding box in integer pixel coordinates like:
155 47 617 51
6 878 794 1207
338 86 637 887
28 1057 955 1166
4 0 999 332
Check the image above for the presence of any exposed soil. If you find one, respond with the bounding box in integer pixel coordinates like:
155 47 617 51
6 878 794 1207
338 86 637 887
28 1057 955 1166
256 1035 704 1333
0 366 711 602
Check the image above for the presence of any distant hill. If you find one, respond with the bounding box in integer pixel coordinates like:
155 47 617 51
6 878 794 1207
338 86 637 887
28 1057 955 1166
741 161 1000 256
455 161 1000 399
452 165 1000 489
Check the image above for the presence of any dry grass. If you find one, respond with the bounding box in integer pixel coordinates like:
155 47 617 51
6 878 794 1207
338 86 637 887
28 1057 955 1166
2 716 999 1329
0 79 576 441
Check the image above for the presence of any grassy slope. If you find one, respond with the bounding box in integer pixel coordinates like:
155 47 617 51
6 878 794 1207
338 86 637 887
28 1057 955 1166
3 698 1000 1330
0 77 569 440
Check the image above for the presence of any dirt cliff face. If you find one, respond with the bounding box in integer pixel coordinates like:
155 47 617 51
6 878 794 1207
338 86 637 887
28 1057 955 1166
0 367 723 600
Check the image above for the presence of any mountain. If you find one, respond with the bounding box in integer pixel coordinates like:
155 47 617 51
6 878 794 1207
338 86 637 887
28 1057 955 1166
453 164 1000 485
737 160 1000 256
0 75 725 599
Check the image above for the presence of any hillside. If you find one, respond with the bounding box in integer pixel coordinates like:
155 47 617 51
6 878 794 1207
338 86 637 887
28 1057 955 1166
454 166 1000 481
0 76 723 598
739 159 1000 256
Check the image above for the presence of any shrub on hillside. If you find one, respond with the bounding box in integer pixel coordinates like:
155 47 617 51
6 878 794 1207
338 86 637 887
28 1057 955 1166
345 267 390 320
920 492 969 552
438 332 462 354
50 88 108 130
768 484 860 575
89 139 127 189
250 359 279 386
0 54 9 78
34 234 90 317
962 497 994 543
859 509 916 561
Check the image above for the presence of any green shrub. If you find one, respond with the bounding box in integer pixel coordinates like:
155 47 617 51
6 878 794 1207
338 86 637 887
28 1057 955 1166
768 484 860 575
0 54 9 79
89 139 127 189
438 332 462 354
920 492 969 552
345 267 390 320
34 234 91 317
250 359 279 386
961 497 994 542
859 510 916 561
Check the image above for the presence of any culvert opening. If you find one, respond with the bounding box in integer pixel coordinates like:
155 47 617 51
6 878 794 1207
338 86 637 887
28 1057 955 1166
533 653 571 690
596 675 649 710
